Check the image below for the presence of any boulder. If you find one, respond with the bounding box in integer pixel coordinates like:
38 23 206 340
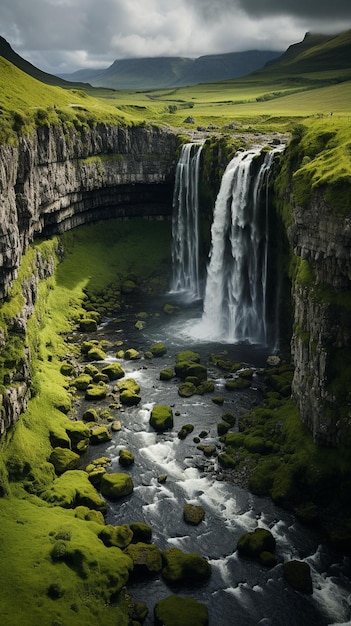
154 595 209 626
99 524 133 549
178 382 197 397
124 348 141 360
70 373 93 390
183 504 205 526
101 362 125 380
150 405 174 432
119 449 135 467
49 447 80 475
161 548 211 584
41 470 107 512
115 378 140 394
125 542 163 577
160 368 174 381
65 421 90 454
84 382 108 401
150 342 167 357
79 318 98 332
100 472 134 501
89 425 111 445
283 560 313 594
87 346 107 361
120 390 141 406
237 528 276 564
178 424 194 440
129 522 152 543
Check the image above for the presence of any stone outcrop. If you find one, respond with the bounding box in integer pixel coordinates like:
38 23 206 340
289 190 351 445
0 123 178 298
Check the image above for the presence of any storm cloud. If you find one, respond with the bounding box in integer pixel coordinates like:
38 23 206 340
0 0 350 74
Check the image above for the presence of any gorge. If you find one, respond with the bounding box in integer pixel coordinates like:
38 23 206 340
0 120 350 624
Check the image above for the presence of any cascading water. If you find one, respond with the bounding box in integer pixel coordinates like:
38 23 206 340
193 145 284 347
171 142 203 301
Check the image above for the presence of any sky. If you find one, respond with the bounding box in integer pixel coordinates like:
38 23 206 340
1 0 351 75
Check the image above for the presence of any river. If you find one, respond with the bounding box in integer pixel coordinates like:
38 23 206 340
78 293 351 626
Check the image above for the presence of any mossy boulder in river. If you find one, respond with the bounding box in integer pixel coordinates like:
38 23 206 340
119 448 135 467
160 367 174 381
120 390 141 406
89 425 112 444
237 528 276 566
124 348 141 360
49 447 80 475
129 522 152 543
84 382 108 401
154 595 209 626
124 542 163 577
178 381 197 397
150 405 174 432
79 318 98 332
161 547 211 584
150 342 167 357
283 560 313 594
101 362 125 380
100 472 134 501
175 356 207 381
65 421 90 454
183 503 205 525
115 378 140 394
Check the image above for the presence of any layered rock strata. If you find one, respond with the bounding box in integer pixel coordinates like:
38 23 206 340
0 123 178 298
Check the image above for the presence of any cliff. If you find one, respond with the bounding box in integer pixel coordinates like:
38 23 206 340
0 122 178 435
274 123 351 447
0 123 178 298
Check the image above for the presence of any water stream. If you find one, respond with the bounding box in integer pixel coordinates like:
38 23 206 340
80 298 351 626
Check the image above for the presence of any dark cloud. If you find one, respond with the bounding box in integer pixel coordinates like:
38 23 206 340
0 0 350 73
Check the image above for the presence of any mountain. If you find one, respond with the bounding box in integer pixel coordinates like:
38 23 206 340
58 50 283 90
0 36 91 89
254 30 351 82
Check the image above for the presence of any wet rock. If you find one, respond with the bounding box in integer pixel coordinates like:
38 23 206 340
125 542 163 577
183 503 205 525
129 522 152 543
101 362 125 380
237 528 276 564
150 405 173 432
150 342 167 357
161 547 211 584
89 425 111 445
119 448 135 467
283 560 313 594
100 472 134 501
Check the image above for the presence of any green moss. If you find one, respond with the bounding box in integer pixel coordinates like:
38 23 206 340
100 472 134 501
124 542 163 576
154 595 209 626
101 362 125 380
99 524 133 549
161 548 211 584
150 405 174 432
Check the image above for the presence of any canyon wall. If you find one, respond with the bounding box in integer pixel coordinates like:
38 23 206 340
0 123 178 298
289 190 351 446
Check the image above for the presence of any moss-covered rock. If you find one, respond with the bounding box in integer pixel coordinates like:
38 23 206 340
161 548 211 584
163 303 181 315
79 318 98 332
197 381 215 394
222 411 236 426
82 407 98 422
283 560 313 594
183 504 205 525
212 396 224 405
124 348 141 360
217 422 230 436
150 342 167 357
129 522 152 543
70 373 93 390
99 524 133 549
225 378 251 390
178 382 197 397
66 421 90 454
160 367 174 381
100 472 134 501
119 449 135 467
154 595 209 626
218 453 238 469
60 362 75 376
176 361 207 382
87 346 107 361
49 447 80 475
178 424 194 440
84 382 108 401
115 378 140 394
237 528 276 562
121 279 137 294
124 542 163 577
101 362 125 380
89 425 112 445
150 405 174 432
41 470 107 512
120 390 141 406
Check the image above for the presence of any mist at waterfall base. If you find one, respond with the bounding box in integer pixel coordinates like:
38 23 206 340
171 143 285 351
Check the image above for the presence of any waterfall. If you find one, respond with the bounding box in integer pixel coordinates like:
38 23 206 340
171 142 203 301
194 145 284 346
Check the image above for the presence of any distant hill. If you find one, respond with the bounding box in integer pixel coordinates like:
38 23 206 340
254 30 351 82
58 50 283 90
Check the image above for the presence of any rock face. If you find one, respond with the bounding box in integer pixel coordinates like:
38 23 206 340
0 123 178 298
289 189 351 446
